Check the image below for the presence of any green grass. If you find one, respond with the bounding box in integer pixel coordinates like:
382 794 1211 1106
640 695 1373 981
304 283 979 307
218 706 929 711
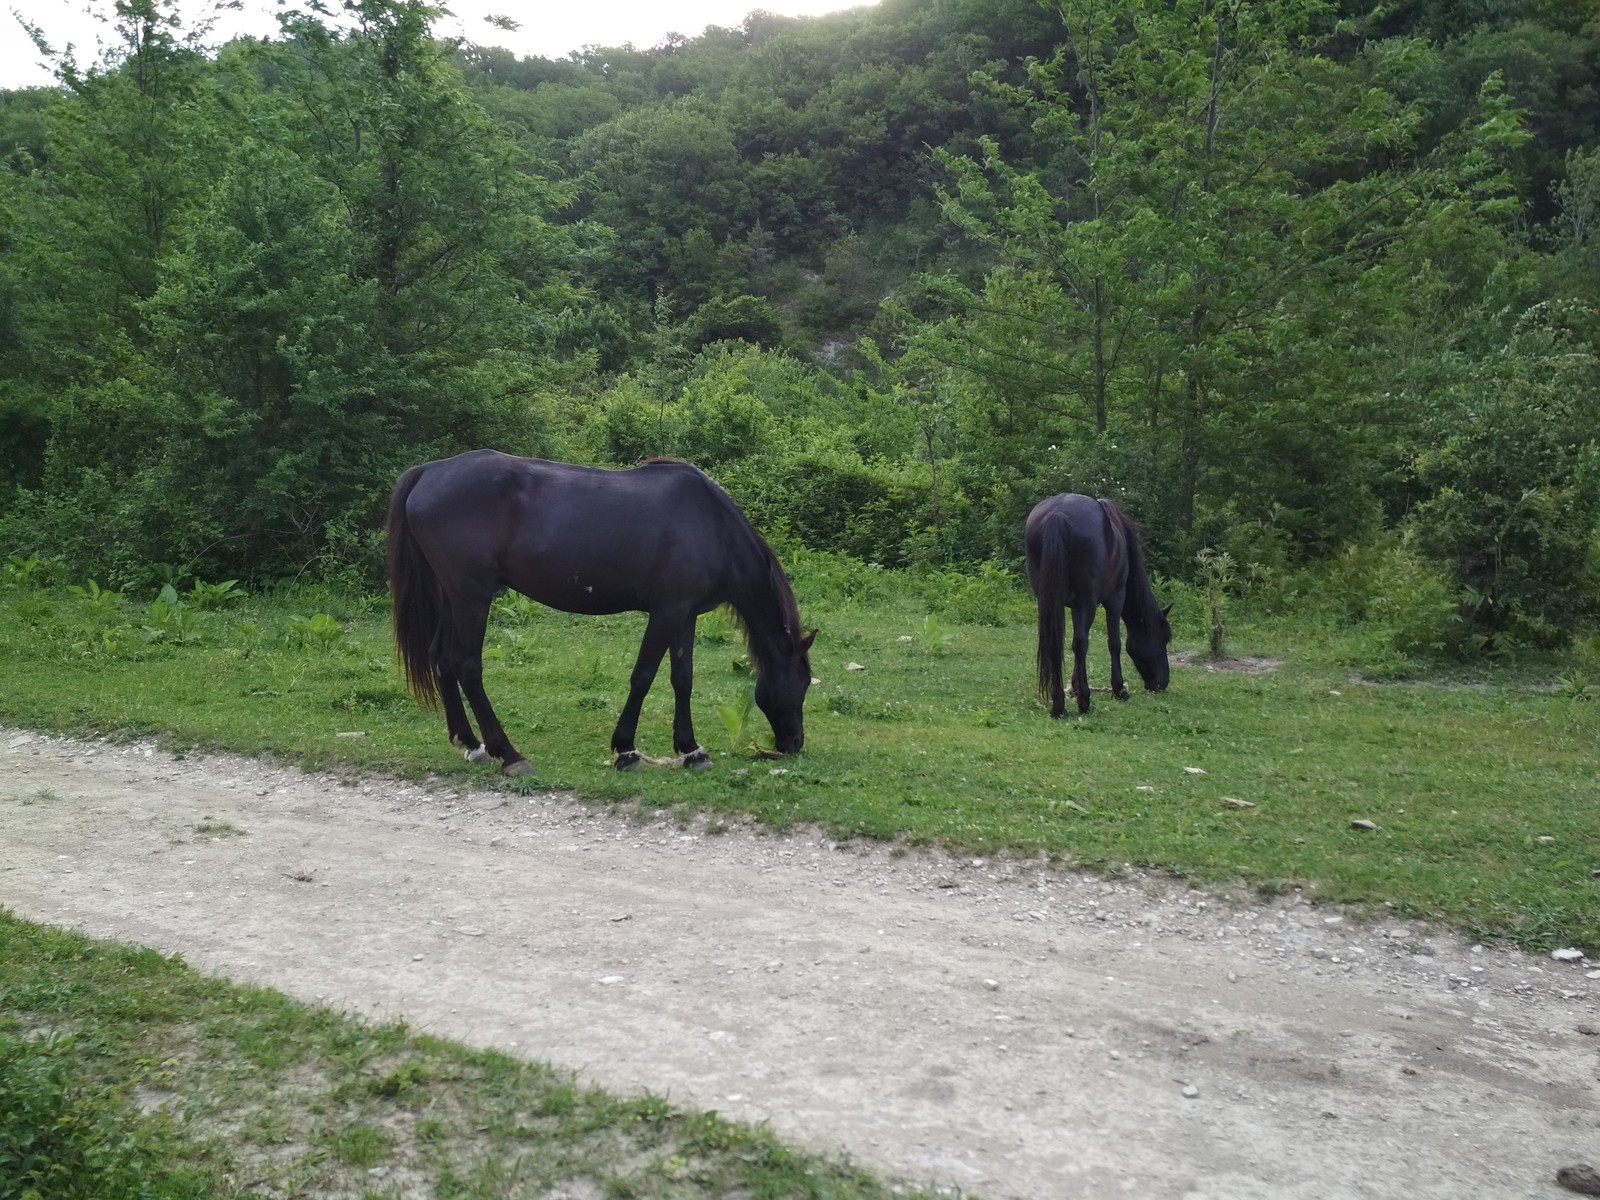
0 912 932 1199
1 572 1597 950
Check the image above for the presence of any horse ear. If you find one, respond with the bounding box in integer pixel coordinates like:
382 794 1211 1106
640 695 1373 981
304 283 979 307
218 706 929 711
801 628 817 652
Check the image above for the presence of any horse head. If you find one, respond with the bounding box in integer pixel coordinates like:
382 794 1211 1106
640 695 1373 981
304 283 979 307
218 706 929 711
1128 603 1173 691
755 628 815 754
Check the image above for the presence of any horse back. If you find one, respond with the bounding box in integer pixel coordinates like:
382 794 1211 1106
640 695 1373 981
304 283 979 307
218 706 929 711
402 451 748 614
1024 493 1129 607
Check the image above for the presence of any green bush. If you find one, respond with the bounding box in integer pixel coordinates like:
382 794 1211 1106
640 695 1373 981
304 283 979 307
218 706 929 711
722 452 927 564
1322 536 1461 659
1406 315 1600 649
0 1034 202 1200
918 560 1031 626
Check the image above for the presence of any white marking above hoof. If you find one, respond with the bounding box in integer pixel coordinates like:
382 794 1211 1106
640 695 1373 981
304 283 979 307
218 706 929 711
464 745 493 764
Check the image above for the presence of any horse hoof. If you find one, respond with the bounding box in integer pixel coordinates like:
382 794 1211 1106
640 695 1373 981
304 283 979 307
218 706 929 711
681 748 714 770
614 751 643 771
1114 689 1130 702
464 745 493 765
501 758 535 777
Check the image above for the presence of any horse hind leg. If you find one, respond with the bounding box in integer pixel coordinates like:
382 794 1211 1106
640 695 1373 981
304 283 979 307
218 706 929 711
430 602 489 762
441 675 492 764
1070 601 1095 715
1043 605 1068 719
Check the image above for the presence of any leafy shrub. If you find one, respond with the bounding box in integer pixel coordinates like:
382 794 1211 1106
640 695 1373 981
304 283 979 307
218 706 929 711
287 613 344 650
3 555 64 590
781 544 893 609
0 1033 202 1200
185 579 243 610
722 452 926 564
1323 537 1460 659
142 585 201 646
1406 313 1600 649
917 560 1030 626
683 295 784 353
67 579 123 618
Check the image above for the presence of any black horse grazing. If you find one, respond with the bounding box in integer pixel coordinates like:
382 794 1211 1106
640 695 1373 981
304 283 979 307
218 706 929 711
386 450 814 775
1025 493 1171 717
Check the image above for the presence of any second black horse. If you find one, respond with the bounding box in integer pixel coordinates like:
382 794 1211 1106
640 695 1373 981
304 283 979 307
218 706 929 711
1025 493 1171 717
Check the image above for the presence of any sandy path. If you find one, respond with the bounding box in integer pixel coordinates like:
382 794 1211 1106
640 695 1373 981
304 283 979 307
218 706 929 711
2 727 1596 1199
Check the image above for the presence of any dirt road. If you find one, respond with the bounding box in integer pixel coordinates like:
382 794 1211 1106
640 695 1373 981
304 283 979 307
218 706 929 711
2 727 1596 1199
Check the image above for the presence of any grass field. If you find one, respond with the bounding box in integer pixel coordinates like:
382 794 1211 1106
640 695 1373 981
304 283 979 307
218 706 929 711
1 558 1596 951
2 557 1597 1198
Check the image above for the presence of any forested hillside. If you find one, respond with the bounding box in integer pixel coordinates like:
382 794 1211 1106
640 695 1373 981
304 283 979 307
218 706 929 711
2 0 1597 654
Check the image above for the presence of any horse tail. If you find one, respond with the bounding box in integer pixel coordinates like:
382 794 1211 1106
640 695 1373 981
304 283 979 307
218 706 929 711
386 464 441 710
1028 513 1069 700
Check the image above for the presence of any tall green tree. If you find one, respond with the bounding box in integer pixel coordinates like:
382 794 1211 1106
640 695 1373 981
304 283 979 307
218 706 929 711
908 0 1526 559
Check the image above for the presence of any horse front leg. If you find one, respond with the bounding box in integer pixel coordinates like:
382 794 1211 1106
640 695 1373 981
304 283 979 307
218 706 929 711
668 618 711 769
1104 599 1131 702
446 593 533 777
611 613 676 770
1069 601 1095 715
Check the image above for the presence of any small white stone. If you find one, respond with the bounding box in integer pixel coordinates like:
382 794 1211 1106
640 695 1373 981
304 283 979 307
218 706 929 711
1551 948 1585 963
1182 1084 1200 1099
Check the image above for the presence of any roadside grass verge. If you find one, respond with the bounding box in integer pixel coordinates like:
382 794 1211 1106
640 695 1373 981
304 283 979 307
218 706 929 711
0 910 934 1199
0 569 1596 950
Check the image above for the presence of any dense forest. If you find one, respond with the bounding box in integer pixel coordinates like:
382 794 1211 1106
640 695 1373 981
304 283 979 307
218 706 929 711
1 0 1597 655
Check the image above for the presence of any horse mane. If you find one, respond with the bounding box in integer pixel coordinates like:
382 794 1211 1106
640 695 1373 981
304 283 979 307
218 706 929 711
1100 498 1162 627
642 458 806 671
718 539 806 675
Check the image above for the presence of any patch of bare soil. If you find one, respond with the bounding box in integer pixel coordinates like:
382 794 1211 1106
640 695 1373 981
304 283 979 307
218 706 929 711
1171 649 1284 674
2 727 1596 1200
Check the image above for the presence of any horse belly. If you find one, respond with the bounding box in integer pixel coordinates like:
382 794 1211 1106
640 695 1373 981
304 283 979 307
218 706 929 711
507 572 641 617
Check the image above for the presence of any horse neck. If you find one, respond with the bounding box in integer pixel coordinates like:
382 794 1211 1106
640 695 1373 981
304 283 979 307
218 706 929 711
727 544 801 670
1115 514 1160 628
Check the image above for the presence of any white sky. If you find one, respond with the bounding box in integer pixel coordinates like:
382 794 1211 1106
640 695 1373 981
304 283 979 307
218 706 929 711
2 0 876 89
